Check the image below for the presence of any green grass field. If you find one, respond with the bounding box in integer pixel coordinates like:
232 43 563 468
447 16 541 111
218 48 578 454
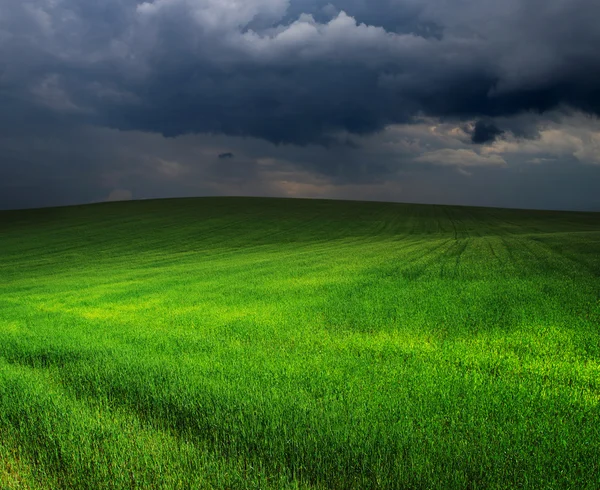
1 197 599 489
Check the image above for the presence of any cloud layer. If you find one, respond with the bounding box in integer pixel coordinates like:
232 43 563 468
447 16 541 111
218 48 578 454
2 0 600 144
1 0 600 211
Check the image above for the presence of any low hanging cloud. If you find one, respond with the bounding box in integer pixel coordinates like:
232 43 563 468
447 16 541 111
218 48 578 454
482 114 600 165
2 112 600 211
1 0 600 145
415 149 507 167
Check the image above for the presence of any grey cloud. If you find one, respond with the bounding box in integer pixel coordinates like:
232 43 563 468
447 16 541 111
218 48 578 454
414 149 507 167
2 0 600 212
1 0 600 146
1 114 600 211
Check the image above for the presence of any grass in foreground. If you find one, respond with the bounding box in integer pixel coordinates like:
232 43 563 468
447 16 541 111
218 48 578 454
1 197 599 489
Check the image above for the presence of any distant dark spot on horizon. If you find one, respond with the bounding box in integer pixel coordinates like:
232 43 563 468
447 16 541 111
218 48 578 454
218 152 235 159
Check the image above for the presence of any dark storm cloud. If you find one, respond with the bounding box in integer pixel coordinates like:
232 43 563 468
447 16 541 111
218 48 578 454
1 0 600 146
2 1 600 213
470 121 504 144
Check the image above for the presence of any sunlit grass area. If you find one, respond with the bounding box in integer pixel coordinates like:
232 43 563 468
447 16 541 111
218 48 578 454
1 197 599 488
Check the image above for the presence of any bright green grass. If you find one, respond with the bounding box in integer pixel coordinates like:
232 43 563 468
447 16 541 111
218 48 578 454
1 197 599 489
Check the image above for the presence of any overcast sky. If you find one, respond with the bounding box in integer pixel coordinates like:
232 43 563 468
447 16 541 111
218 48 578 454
1 0 600 211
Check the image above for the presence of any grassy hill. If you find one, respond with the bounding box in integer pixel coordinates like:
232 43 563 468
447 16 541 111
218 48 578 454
1 197 599 489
